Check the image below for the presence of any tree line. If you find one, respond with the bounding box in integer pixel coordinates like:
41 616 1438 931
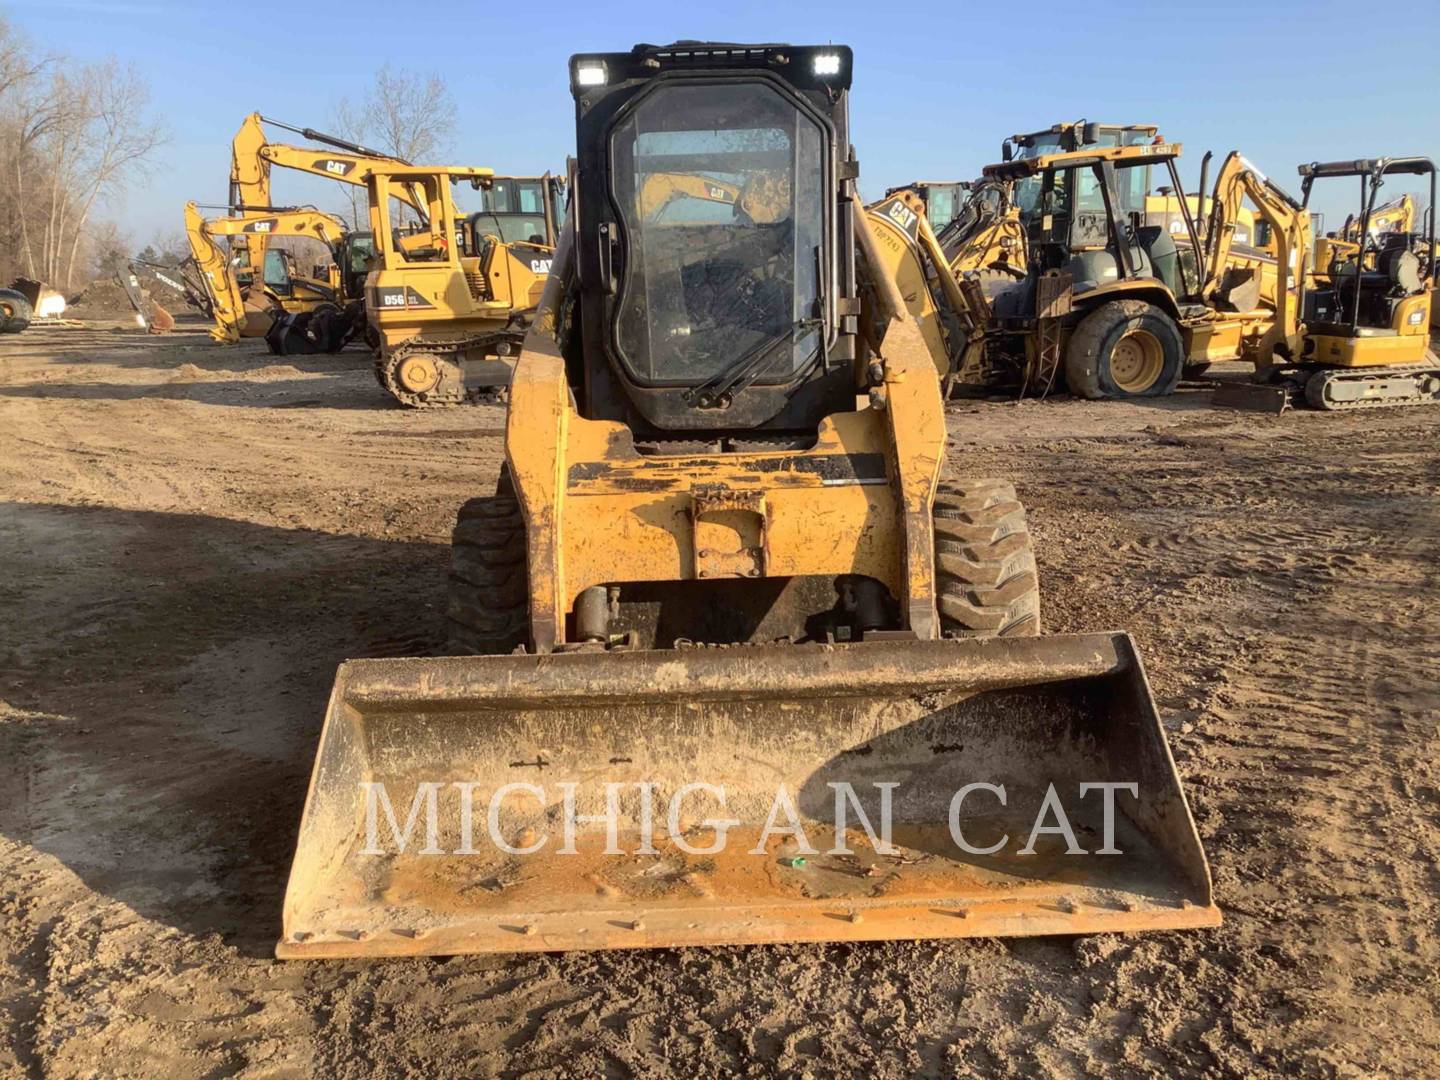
0 15 165 291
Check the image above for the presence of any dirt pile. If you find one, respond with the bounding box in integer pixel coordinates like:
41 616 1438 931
67 275 172 325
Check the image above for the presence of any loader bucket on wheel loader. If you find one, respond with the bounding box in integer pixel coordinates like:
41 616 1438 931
277 632 1218 959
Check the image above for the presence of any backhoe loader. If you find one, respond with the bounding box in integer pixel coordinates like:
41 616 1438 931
277 42 1217 959
874 143 1301 399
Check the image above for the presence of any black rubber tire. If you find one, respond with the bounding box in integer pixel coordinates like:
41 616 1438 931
0 289 33 334
932 476 1041 637
447 468 529 655
1064 299 1184 400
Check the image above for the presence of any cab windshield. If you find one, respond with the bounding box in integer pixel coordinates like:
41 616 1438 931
474 179 554 245
1013 128 1154 219
610 81 826 385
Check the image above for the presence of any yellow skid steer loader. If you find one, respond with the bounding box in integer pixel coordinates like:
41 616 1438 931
278 42 1218 959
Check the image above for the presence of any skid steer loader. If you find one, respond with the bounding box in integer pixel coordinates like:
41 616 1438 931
277 42 1218 959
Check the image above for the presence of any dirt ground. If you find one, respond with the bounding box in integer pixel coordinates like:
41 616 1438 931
1 318 1436 1078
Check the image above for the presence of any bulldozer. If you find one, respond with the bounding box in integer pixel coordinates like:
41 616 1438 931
277 42 1218 959
364 164 560 406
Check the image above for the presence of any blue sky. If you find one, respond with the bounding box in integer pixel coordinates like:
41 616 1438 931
8 0 1439 245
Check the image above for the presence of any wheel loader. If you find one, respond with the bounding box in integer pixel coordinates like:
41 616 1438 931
277 42 1218 959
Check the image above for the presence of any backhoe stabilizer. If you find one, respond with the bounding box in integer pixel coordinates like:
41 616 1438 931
277 632 1218 959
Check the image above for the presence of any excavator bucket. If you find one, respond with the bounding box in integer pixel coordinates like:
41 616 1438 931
277 632 1218 958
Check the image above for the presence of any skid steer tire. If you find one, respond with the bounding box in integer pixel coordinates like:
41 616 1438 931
0 289 33 334
1065 300 1184 400
447 469 528 655
933 476 1041 637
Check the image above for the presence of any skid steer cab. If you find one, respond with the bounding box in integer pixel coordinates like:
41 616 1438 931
278 42 1218 959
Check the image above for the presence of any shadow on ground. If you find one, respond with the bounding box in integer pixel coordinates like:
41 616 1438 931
0 501 448 956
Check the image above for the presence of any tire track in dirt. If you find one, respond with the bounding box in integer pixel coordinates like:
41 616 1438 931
2 327 1438 1075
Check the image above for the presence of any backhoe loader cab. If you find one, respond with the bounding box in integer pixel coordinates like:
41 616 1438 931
277 43 1218 960
997 143 1188 299
1004 123 1159 224
1003 121 1159 163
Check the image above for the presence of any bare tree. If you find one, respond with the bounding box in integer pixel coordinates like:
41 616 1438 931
0 18 165 288
44 61 166 288
88 217 130 277
329 65 457 227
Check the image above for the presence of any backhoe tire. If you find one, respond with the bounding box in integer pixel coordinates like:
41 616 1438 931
1064 300 1184 399
447 468 528 655
0 289 32 334
932 476 1040 637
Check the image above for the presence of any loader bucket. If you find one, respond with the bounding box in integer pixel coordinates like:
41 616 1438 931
277 632 1218 959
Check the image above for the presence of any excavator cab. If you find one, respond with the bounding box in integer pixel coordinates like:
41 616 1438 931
1299 158 1436 365
277 43 1218 959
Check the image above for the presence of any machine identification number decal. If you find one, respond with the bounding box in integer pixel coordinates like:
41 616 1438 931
370 286 436 310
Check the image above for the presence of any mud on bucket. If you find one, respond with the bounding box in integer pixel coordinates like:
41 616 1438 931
277 631 1218 958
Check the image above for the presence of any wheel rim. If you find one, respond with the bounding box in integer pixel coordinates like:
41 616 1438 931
1109 329 1165 393
397 355 440 393
0 302 12 319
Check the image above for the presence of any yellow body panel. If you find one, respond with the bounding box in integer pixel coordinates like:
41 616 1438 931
1309 332 1429 367
506 227 945 651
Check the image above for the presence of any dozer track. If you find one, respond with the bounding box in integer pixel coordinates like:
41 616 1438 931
374 330 524 408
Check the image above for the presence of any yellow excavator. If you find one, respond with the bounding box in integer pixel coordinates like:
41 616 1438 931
228 113 430 285
276 41 1217 960
183 201 364 348
1215 156 1439 410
